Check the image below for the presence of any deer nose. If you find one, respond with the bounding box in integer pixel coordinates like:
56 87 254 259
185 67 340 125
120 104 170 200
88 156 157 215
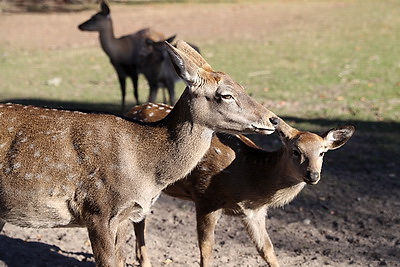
269 117 280 127
306 171 320 184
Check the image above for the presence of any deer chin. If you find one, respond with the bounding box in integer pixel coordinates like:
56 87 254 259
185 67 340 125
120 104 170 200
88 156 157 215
250 123 275 134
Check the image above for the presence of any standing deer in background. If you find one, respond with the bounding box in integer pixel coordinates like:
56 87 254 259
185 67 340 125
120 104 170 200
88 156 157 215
0 40 279 267
78 0 176 113
126 103 355 267
141 38 201 105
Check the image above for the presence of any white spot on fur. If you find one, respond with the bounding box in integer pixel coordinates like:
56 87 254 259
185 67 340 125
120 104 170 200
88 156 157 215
214 147 222 154
34 151 41 158
25 173 34 179
158 106 165 110
166 109 171 113
0 143 6 149
8 127 14 133
148 112 154 117
13 162 21 169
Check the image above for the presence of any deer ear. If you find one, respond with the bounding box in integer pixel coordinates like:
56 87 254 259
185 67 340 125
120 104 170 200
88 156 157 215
276 118 298 145
165 35 176 44
165 41 201 85
322 125 355 150
175 40 213 71
101 1 110 15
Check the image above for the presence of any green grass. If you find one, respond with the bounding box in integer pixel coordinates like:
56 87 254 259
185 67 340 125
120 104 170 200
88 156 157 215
0 0 399 159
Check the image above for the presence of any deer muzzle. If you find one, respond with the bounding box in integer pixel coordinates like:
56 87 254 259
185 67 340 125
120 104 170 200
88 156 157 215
305 171 320 185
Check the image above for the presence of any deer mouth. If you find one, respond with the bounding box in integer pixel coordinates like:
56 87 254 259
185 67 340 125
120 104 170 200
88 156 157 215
250 123 275 134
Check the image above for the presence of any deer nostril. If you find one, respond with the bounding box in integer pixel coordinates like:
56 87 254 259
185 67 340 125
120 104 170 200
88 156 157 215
269 117 279 126
306 171 320 182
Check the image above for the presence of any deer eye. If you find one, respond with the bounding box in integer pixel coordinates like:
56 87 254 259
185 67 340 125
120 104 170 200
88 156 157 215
221 94 233 100
293 150 301 157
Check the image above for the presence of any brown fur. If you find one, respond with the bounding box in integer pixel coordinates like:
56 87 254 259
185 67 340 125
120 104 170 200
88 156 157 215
126 103 355 267
0 40 278 267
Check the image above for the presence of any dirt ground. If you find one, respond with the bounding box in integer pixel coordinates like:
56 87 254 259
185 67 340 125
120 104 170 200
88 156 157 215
0 2 399 267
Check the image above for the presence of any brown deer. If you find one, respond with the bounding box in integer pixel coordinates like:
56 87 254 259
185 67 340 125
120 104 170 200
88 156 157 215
0 40 279 267
125 103 355 267
141 39 201 105
78 1 176 113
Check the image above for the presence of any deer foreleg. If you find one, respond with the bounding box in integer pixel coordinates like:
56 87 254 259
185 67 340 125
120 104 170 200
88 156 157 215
241 208 280 267
196 206 221 267
131 71 140 105
134 219 152 267
148 83 158 104
166 81 176 105
87 215 121 267
117 74 127 114
115 219 130 267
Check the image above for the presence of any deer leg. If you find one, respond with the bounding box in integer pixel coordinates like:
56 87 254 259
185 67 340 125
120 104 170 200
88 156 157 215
148 83 158 104
86 216 119 267
115 219 130 267
0 219 5 231
134 219 152 267
162 87 167 104
196 205 221 267
131 71 140 105
166 81 176 105
241 208 280 267
118 75 127 114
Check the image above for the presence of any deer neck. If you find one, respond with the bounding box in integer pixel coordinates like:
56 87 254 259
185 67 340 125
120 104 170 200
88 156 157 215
261 149 306 208
98 20 118 58
150 88 214 188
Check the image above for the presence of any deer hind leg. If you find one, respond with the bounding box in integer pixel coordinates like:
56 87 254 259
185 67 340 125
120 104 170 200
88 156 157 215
241 208 280 267
133 219 152 267
196 205 221 267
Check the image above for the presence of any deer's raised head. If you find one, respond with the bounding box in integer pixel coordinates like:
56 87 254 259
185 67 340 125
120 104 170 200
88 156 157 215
165 40 278 135
277 120 355 184
78 1 111 32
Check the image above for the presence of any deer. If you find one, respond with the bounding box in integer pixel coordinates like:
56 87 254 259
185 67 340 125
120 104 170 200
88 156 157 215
141 38 201 105
78 0 176 113
0 40 279 267
125 103 355 267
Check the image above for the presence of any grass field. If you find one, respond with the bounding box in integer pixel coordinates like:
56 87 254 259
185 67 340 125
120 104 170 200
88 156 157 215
1 0 399 151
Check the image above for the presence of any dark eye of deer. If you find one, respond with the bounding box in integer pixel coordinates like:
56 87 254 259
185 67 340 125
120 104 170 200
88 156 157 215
221 94 233 100
293 150 301 157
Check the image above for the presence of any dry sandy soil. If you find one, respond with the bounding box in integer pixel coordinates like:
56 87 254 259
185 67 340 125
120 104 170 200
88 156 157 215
0 1 399 267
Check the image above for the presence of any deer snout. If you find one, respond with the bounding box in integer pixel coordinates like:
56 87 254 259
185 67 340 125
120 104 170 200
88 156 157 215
305 171 320 184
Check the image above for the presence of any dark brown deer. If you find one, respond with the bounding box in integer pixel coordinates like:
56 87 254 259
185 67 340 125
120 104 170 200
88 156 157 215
125 103 355 267
78 0 175 113
140 39 201 105
0 40 279 267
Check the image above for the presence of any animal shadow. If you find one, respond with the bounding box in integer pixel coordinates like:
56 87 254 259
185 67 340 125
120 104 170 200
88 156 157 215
0 235 94 267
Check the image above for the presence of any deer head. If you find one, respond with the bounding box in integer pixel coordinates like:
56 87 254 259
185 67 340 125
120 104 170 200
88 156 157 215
78 1 111 32
165 40 278 134
277 120 355 184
